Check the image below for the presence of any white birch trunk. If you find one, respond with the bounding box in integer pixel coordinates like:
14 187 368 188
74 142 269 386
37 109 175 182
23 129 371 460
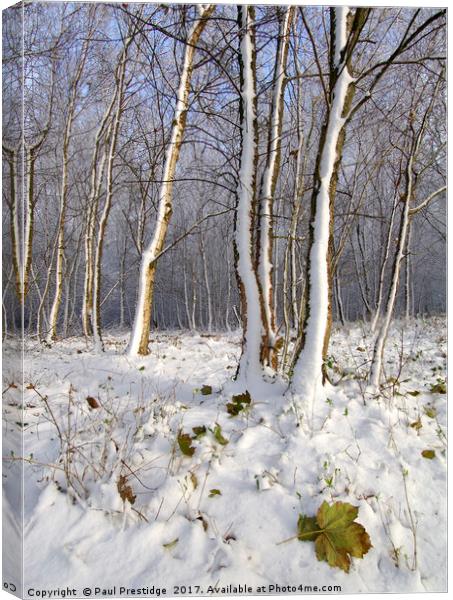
81 92 118 337
369 194 411 389
92 36 132 351
370 195 398 332
256 7 293 367
369 80 444 388
128 5 214 355
47 39 90 342
291 8 354 401
234 5 265 384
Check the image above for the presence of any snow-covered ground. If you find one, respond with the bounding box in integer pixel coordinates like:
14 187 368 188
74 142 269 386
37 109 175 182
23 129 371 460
2 318 447 594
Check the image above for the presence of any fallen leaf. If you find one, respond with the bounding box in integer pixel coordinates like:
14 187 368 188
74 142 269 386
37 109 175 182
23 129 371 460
298 501 372 573
297 515 319 542
177 432 195 457
421 449 436 459
117 475 136 504
86 396 100 409
213 423 228 445
410 418 422 431
192 425 207 439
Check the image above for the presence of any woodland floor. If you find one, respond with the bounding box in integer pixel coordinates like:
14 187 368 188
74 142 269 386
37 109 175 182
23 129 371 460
2 317 447 594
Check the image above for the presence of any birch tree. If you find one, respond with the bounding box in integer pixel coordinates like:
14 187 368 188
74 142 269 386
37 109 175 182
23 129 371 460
232 4 270 384
128 4 215 356
290 7 445 403
256 6 294 369
92 32 136 351
369 73 445 389
46 23 93 342
291 7 369 401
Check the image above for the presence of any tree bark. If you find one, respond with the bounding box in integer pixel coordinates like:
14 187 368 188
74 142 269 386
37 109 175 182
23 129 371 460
291 8 369 400
256 6 294 369
128 5 215 355
233 5 269 384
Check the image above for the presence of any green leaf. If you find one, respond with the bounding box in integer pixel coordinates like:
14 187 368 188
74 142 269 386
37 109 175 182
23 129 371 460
423 405 437 419
226 402 241 416
232 390 252 405
421 449 436 459
227 390 252 416
430 380 446 394
213 423 229 445
299 501 372 573
192 425 207 439
177 432 195 457
410 418 422 431
209 489 222 497
297 515 319 542
200 385 213 395
407 390 420 397
163 538 179 549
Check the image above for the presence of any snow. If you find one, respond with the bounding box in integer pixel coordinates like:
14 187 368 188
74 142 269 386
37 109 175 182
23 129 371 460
2 317 447 593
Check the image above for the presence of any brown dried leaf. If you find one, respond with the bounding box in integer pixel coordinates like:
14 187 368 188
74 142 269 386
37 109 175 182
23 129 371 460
86 396 100 409
117 474 136 504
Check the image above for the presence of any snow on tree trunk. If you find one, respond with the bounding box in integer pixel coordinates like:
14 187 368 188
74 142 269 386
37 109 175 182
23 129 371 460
291 8 358 402
232 5 268 385
128 5 214 356
256 6 293 369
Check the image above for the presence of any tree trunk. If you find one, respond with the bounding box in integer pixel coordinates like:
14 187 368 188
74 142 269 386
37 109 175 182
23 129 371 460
47 37 90 342
256 6 293 368
369 88 439 388
370 194 398 332
92 34 132 351
128 5 214 355
291 8 368 400
233 5 268 384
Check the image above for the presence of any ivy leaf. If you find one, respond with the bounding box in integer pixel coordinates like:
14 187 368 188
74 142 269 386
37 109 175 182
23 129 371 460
226 402 242 416
227 390 252 416
200 385 212 396
177 432 195 457
209 488 222 497
297 515 319 542
192 425 207 439
213 423 229 445
232 390 252 405
313 501 372 573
